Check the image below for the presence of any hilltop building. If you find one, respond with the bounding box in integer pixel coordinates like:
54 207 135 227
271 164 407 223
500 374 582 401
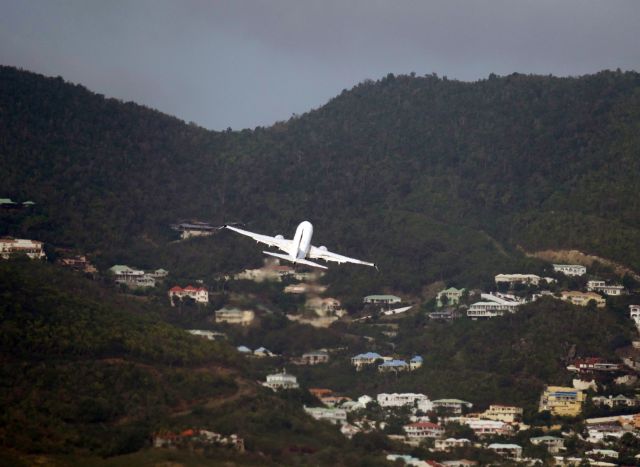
530 436 565 454
0 237 46 260
377 393 432 411
495 273 544 286
488 443 522 460
539 386 585 417
378 359 409 373
553 264 587 276
57 254 97 274
304 406 347 425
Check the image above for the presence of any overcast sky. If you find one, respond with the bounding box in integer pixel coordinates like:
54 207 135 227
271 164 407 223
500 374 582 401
1 1 639 130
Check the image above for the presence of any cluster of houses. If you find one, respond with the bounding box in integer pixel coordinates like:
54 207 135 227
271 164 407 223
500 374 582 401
351 351 423 373
109 264 168 288
153 428 244 452
433 264 630 321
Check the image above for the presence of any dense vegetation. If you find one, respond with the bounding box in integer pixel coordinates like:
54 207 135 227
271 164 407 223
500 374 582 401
0 261 395 465
2 66 640 295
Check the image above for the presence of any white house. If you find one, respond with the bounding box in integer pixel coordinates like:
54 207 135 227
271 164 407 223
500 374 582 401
410 355 423 370
436 287 466 307
253 347 276 358
587 280 625 296
553 264 587 276
304 406 347 425
467 293 520 319
169 285 209 304
630 305 640 325
403 422 444 440
495 273 543 286
434 438 471 451
187 330 225 340
462 419 513 437
377 393 431 410
561 290 606 308
110 265 156 288
0 237 46 260
488 443 522 459
592 394 638 409
363 295 402 305
432 399 473 414
263 369 299 391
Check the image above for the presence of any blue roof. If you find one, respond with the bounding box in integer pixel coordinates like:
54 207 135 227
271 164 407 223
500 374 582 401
410 356 423 362
379 359 408 367
355 352 382 359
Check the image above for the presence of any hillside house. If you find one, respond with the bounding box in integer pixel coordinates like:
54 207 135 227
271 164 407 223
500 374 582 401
378 359 409 373
410 355 423 370
110 265 156 288
561 290 606 308
467 294 520 319
304 406 347 425
148 268 169 279
530 436 565 454
215 307 255 326
488 443 522 460
434 438 471 451
567 357 622 373
171 221 218 239
495 273 543 286
553 264 587 276
630 305 640 325
253 347 276 358
377 393 432 410
539 386 585 417
480 405 523 423
0 237 46 260
292 350 329 365
263 369 299 391
169 285 209 305
587 280 625 296
592 394 638 409
463 419 514 437
57 254 97 274
305 297 344 317
432 399 473 414
351 352 383 370
363 294 401 305
436 287 466 307
403 422 444 440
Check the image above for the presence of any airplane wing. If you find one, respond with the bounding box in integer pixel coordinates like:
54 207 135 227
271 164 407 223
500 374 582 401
225 225 292 252
308 245 375 268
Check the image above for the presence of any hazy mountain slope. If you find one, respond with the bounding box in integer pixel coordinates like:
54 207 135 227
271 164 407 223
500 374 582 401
2 66 640 292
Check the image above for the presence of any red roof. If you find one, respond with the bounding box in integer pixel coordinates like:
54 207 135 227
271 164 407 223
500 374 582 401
169 286 183 293
183 285 197 292
195 287 207 292
181 429 196 437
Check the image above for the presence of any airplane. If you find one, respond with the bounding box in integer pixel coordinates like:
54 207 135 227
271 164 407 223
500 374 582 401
224 220 375 270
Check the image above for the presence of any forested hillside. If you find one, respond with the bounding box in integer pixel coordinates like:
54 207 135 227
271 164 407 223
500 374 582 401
1 66 640 293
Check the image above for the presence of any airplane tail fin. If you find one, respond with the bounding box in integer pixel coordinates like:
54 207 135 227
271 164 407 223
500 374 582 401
262 251 328 270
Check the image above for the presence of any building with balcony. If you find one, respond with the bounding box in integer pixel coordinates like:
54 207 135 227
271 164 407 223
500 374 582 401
553 264 587 276
539 386 585 417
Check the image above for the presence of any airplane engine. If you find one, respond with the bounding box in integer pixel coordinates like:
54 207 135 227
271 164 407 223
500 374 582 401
275 234 284 240
319 246 328 251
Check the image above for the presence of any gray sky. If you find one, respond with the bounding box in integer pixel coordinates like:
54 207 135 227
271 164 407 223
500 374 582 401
1 1 639 130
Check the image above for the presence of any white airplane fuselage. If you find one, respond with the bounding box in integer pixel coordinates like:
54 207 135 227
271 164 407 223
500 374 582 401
291 221 313 259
